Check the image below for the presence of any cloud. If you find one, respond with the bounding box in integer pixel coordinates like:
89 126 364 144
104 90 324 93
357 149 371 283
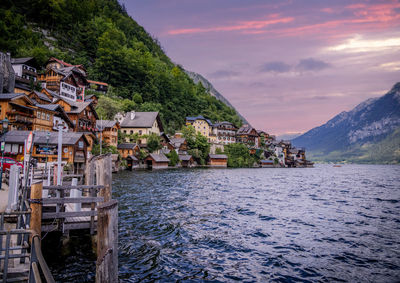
209 70 240 79
327 35 400 53
167 15 293 35
260 61 292 73
295 58 332 71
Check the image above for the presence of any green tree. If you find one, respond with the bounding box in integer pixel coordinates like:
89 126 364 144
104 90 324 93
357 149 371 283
96 96 122 119
147 133 161 153
166 150 179 166
132 93 143 104
225 143 254 168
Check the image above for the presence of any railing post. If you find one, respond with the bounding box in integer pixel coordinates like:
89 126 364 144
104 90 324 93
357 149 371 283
30 182 43 237
6 165 20 212
70 178 81 212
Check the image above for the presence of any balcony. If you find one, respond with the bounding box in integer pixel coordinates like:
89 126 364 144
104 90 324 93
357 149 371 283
7 112 34 124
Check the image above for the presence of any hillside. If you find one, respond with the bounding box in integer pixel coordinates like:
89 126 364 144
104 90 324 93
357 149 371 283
185 70 250 125
293 82 400 163
0 0 243 132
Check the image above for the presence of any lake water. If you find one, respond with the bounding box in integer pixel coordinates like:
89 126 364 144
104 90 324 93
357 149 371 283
50 164 400 282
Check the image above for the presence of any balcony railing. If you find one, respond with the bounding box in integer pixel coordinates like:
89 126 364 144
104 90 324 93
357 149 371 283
7 112 34 124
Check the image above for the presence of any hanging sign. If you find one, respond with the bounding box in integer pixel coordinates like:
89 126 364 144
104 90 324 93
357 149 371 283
26 131 34 154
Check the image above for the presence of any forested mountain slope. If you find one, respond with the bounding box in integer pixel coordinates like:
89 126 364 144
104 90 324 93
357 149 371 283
0 0 243 132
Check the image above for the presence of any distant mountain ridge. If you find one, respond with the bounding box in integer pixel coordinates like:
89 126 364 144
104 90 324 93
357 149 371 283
293 82 400 163
185 70 250 125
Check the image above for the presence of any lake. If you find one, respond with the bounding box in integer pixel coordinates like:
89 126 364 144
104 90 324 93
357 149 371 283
51 164 400 282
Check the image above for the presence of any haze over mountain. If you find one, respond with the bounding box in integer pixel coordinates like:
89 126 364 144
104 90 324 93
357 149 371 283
293 82 400 163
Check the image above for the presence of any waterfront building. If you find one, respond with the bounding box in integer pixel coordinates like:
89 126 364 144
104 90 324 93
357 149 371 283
3 130 89 172
236 124 260 148
185 115 213 142
169 137 188 154
119 111 164 145
144 153 169 169
207 154 228 167
117 143 140 159
179 154 194 167
96 120 120 147
212 121 237 145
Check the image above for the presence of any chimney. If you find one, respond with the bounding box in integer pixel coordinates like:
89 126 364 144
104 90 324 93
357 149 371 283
130 111 136 120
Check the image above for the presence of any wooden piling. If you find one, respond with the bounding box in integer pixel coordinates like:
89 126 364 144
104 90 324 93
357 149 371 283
30 182 43 237
96 200 118 283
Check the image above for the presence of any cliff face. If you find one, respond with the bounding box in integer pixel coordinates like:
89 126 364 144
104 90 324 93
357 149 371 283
185 70 250 125
292 82 400 163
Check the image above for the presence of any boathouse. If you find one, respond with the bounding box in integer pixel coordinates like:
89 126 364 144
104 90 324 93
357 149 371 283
207 154 228 167
126 155 139 170
144 153 169 169
179 154 194 168
260 159 275 168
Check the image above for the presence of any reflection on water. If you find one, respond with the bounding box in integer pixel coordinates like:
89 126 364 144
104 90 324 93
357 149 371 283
56 164 400 282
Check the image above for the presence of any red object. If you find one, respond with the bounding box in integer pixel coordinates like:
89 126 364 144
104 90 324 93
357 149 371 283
0 157 24 170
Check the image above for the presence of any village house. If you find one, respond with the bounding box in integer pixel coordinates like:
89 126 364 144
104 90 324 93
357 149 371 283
144 153 169 169
11 57 37 94
33 104 56 132
96 120 120 147
3 130 89 173
212 121 237 145
0 93 36 131
185 115 213 142
207 154 228 167
236 124 260 148
42 57 88 101
117 143 140 159
169 137 188 154
119 111 164 145
29 90 52 104
87 79 108 94
179 154 195 168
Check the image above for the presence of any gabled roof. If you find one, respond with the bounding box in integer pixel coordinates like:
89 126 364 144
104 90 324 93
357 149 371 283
237 125 258 136
147 153 169 163
35 103 74 128
35 104 58 111
3 130 88 146
208 154 228 159
120 112 163 131
67 101 98 118
48 57 85 71
87 80 108 86
170 138 186 148
11 57 34 65
117 143 139 150
179 154 193 161
0 93 24 100
32 91 52 103
96 120 118 130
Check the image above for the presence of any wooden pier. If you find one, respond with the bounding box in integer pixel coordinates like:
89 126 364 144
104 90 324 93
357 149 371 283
0 153 118 283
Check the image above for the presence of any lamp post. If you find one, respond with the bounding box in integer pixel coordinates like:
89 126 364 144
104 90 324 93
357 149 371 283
0 117 10 190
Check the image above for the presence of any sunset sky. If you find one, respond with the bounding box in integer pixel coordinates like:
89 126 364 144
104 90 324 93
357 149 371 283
121 0 400 135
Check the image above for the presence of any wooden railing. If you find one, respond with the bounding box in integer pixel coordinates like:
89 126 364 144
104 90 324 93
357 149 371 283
29 235 55 283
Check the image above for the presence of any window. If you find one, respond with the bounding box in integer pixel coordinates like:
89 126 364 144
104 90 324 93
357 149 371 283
130 130 133 134
139 130 142 135
42 112 46 119
37 111 41 118
47 114 50 120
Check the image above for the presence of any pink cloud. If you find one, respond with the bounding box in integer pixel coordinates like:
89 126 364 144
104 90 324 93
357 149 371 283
167 15 294 35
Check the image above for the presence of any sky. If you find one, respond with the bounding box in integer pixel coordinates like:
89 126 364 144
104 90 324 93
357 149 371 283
120 0 400 135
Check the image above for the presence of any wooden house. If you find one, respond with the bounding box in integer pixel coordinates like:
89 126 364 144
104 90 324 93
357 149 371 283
119 111 164 145
169 138 188 154
179 154 194 168
3 130 89 173
33 104 56 132
260 159 276 168
0 93 36 131
207 154 228 167
236 125 260 148
117 143 140 159
144 153 169 169
87 80 108 94
126 155 139 170
96 120 120 147
29 90 52 105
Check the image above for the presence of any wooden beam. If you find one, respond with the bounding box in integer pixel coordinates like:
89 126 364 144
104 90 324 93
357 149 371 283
42 210 97 219
30 182 43 236
42 197 104 204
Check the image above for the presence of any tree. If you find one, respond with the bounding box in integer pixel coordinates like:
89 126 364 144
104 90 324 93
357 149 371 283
132 93 143 104
96 96 122 119
147 133 161 153
225 143 254 168
181 125 196 148
166 150 179 166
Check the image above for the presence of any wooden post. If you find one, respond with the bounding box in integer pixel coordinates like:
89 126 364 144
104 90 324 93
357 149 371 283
96 200 118 283
98 154 112 202
30 182 43 237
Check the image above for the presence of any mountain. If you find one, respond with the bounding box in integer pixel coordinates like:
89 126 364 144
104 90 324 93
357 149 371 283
276 132 303 141
185 71 250 125
0 0 244 132
293 82 400 163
